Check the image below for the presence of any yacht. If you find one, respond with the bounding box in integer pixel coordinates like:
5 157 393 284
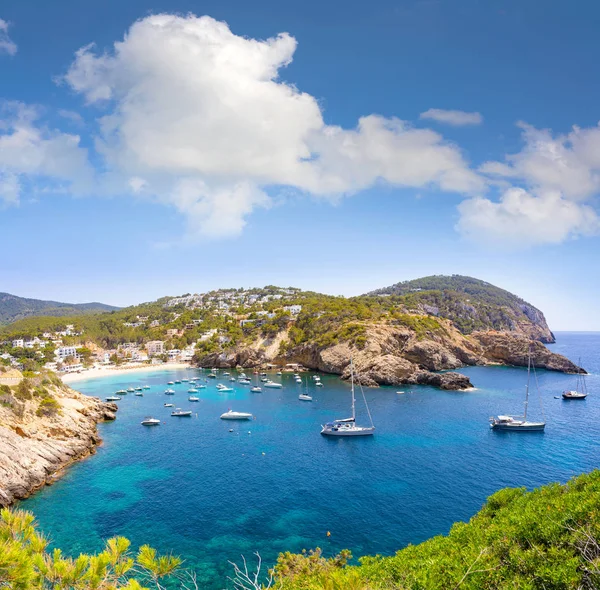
299 393 313 401
127 387 135 393
207 372 217 378
490 348 546 431
264 381 283 389
164 403 174 407
181 378 189 382
141 417 160 426
217 385 234 393
188 388 199 393
197 384 207 389
188 396 200 402
134 386 143 391
316 381 324 387
229 377 236 382
116 390 127 395
164 389 176 395
142 385 151 389
171 408 192 417
239 378 251 384
106 396 121 401
321 360 375 437
168 381 175 385
251 386 262 393
174 380 182 384
220 410 253 420
563 362 588 399
134 392 144 396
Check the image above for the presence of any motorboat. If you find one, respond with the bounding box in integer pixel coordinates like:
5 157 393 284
171 408 192 417
127 387 135 392
239 379 251 384
134 386 143 391
164 403 174 407
188 388 199 393
207 372 217 378
250 386 262 393
174 380 182 384
299 393 313 401
164 389 176 395
220 410 253 420
141 417 160 426
116 390 127 395
106 396 121 401
316 382 324 387
143 385 151 389
321 359 375 437
167 381 175 385
264 381 283 389
188 396 200 402
134 392 143 396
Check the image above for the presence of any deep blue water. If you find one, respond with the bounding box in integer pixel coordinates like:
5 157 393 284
22 332 600 588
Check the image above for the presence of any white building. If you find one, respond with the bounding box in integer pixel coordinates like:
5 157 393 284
56 346 79 360
283 305 302 315
11 339 24 348
146 341 164 356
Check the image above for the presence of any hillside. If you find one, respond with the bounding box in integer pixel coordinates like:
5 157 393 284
0 280 580 389
367 275 555 343
0 292 119 325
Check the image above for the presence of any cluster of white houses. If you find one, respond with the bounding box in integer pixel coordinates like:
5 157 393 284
164 288 302 312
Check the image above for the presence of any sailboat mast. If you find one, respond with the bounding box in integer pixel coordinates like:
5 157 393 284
524 347 531 420
350 359 356 421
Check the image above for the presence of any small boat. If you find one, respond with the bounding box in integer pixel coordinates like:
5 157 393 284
188 388 199 393
143 385 151 389
316 381 324 387
134 392 144 396
260 377 268 382
490 348 545 432
181 378 189 382
260 372 267 377
239 379 251 384
207 372 217 378
321 359 375 437
217 386 234 393
197 384 207 389
220 410 253 420
174 380 182 384
229 377 236 382
251 386 262 393
135 386 143 391
106 396 121 401
299 393 313 401
164 389 176 395
562 361 588 400
168 381 175 385
141 417 160 426
223 372 230 376
171 408 192 417
277 371 282 375
127 387 135 392
116 389 127 395
264 381 283 389
164 403 174 407
188 396 200 402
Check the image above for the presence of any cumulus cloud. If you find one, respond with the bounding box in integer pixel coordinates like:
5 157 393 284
63 13 483 236
456 122 600 245
457 188 600 245
0 102 92 204
420 108 483 126
0 19 17 56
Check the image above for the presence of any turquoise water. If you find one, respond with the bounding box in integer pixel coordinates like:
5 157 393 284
22 332 600 587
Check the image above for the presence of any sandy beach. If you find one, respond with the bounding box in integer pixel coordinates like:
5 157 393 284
61 362 193 384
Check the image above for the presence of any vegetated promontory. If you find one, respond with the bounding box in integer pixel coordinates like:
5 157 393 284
0 275 582 391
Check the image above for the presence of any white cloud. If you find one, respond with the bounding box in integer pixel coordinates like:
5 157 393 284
0 102 92 204
457 188 600 245
419 108 483 126
63 13 483 237
0 19 17 56
456 122 600 245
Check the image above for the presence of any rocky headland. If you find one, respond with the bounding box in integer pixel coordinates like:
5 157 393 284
195 321 582 390
0 369 116 506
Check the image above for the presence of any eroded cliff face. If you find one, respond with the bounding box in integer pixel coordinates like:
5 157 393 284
196 320 581 391
0 373 116 507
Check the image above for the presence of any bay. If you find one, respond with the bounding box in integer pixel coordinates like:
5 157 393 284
22 331 600 588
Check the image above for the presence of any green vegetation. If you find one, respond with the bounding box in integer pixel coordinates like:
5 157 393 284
1 471 599 588
0 292 118 326
272 470 600 589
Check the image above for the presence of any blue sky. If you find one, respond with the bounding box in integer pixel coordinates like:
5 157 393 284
1 0 600 330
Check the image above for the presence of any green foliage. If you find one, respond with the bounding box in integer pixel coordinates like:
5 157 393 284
273 470 600 589
36 397 60 417
13 379 33 401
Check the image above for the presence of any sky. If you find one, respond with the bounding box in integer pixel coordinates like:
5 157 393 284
1 0 600 330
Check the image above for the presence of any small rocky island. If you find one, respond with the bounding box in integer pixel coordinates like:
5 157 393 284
0 369 116 506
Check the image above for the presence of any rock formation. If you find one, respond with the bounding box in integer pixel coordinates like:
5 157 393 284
0 372 116 507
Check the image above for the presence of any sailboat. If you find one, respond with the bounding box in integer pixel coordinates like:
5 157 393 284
299 376 312 401
563 360 588 399
321 360 374 436
490 347 546 431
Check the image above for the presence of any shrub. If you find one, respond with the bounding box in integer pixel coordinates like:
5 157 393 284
36 397 60 417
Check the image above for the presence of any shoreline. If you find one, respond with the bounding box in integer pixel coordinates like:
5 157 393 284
61 362 193 384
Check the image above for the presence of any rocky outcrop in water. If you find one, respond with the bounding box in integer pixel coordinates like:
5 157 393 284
0 372 116 507
195 320 582 391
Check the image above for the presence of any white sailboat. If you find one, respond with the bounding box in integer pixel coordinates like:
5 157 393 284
321 360 374 436
563 359 588 399
490 347 545 431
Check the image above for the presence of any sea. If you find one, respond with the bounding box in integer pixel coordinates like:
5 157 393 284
21 332 600 588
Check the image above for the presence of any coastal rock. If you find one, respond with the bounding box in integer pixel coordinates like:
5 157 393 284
472 332 584 373
0 374 117 507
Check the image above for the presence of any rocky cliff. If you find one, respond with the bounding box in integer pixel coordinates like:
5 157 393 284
0 370 116 506
196 320 582 391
